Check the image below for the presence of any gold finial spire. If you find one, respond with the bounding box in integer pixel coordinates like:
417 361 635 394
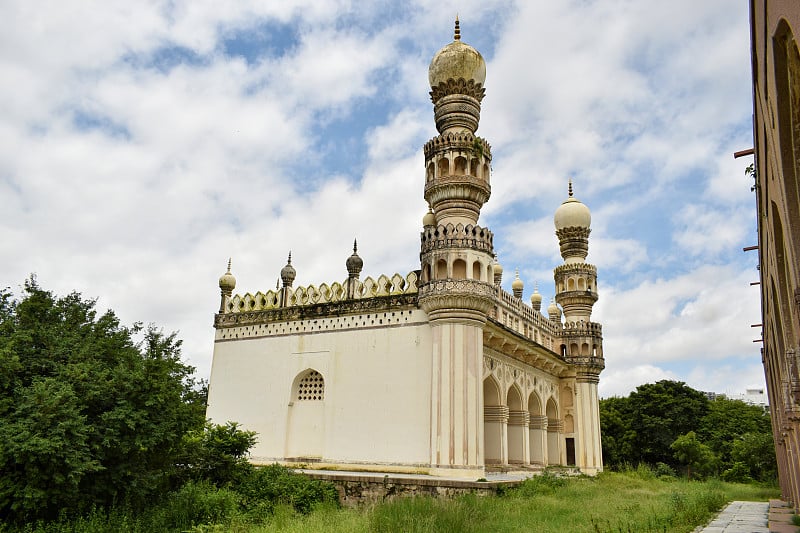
353 238 358 253
454 15 460 41
226 258 232 273
568 179 574 197
287 251 292 264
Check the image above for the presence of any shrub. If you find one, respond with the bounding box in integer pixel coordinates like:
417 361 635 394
236 464 339 515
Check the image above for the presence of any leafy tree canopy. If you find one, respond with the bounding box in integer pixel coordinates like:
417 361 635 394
0 278 206 523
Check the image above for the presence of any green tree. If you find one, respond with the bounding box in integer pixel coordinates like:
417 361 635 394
697 397 771 473
671 431 717 480
0 278 206 523
730 431 777 482
599 396 636 468
627 380 710 467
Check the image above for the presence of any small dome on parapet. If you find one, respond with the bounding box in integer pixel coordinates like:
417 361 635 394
554 180 591 231
429 17 486 89
530 283 542 310
280 252 296 287
423 208 436 227
511 270 523 289
346 239 364 277
547 298 562 320
219 258 236 291
492 259 503 276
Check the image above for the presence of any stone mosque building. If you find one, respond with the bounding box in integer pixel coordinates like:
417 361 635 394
206 21 605 479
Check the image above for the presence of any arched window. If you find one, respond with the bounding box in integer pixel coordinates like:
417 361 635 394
452 259 467 279
472 260 482 280
438 157 450 177
454 156 467 175
470 157 480 177
295 370 325 401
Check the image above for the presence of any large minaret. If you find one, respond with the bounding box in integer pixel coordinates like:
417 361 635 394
553 181 604 473
418 19 496 477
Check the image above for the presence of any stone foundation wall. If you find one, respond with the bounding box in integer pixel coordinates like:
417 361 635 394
300 471 520 507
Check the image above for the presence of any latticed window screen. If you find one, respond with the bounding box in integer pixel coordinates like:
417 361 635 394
296 370 325 401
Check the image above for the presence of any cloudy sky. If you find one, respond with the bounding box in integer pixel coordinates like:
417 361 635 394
0 1 762 398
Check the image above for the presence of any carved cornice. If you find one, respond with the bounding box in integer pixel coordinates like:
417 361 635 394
484 320 568 375
424 175 491 213
418 279 495 318
424 133 492 161
565 356 605 374
429 78 486 103
553 263 597 277
561 321 603 338
555 290 598 307
214 293 418 328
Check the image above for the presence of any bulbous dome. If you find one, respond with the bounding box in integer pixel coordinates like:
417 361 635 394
280 252 296 287
346 240 363 276
530 286 542 306
554 182 591 231
422 208 436 227
511 270 524 290
428 19 486 88
547 299 561 319
492 260 503 276
219 259 236 291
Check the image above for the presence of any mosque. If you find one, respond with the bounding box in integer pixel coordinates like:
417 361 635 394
206 20 605 479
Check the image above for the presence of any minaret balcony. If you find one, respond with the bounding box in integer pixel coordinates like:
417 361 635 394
418 278 496 319
420 223 493 254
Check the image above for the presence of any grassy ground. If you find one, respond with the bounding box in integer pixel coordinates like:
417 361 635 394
238 469 778 533
12 469 778 533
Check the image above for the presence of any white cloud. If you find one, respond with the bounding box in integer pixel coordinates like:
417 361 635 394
0 0 762 397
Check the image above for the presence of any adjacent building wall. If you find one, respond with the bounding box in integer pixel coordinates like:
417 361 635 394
750 0 800 506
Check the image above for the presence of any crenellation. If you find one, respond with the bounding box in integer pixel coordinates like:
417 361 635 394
224 271 419 315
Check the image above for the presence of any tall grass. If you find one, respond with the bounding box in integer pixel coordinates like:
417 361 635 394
5 469 778 533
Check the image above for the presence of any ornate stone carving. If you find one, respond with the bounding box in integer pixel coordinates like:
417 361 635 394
214 293 419 328
424 132 492 161
420 223 494 254
429 78 486 103
417 278 496 319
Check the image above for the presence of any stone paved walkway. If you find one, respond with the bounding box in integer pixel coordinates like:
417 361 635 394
696 500 797 533
697 501 769 532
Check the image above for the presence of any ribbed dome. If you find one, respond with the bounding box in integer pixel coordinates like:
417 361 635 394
428 19 486 88
554 182 591 231
280 252 296 287
346 240 363 277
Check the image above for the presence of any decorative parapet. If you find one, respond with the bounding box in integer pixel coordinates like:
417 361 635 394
224 271 419 314
553 262 597 276
561 321 603 337
423 131 492 161
420 223 493 254
492 287 561 351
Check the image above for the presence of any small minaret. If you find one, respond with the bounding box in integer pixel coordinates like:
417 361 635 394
345 239 364 299
218 258 236 314
493 256 503 286
512 269 524 299
552 180 604 474
530 282 542 312
279 252 296 307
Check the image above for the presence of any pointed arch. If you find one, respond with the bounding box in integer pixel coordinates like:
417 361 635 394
483 376 505 464
286 369 326 459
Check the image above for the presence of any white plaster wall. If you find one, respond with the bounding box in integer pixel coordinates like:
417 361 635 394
206 309 433 467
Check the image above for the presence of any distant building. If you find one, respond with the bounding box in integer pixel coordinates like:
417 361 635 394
749 0 800 506
702 388 768 408
205 21 606 478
